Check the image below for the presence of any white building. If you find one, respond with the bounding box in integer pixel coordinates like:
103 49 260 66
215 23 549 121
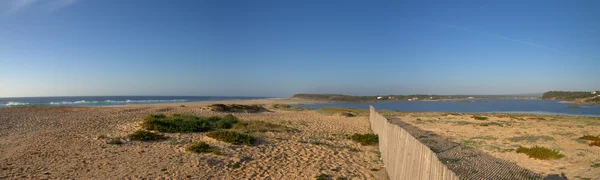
377 96 382 100
593 91 597 95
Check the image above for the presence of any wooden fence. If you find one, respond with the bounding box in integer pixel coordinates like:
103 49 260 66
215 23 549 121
369 105 459 180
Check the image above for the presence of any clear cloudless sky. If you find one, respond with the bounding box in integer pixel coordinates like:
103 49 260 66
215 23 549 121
1 0 599 97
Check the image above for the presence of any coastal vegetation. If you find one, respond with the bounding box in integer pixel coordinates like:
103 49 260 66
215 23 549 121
128 130 168 141
207 104 267 113
542 91 597 100
231 120 298 133
270 104 311 111
579 135 600 147
141 114 239 133
515 146 565 160
186 141 220 155
507 135 555 143
205 131 257 146
472 116 489 120
349 133 379 145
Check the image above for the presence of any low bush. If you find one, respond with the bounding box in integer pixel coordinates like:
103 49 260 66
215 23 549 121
340 112 355 117
472 116 488 120
107 138 123 145
186 141 220 154
315 174 330 180
128 130 167 141
350 133 379 145
508 135 555 143
206 131 256 146
232 120 297 133
141 114 238 133
516 146 565 160
270 104 309 111
207 104 267 113
579 135 600 142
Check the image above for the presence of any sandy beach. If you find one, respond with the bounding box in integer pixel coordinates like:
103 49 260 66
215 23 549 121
1 98 599 179
0 99 387 179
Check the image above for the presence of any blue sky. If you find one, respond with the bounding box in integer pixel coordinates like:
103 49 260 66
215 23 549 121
0 0 598 97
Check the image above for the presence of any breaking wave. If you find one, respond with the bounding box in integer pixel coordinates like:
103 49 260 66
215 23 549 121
48 99 188 105
3 102 30 106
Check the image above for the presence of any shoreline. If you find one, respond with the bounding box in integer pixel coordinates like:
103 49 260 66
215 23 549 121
3 98 599 117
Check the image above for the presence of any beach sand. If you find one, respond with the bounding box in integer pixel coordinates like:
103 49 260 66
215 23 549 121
395 112 600 179
2 98 599 179
0 99 387 179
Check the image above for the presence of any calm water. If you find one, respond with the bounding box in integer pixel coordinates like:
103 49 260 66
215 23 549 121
0 96 270 108
302 99 600 117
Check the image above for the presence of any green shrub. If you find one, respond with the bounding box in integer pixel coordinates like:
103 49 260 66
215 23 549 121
270 104 308 111
472 116 488 120
315 174 330 180
141 114 239 133
340 112 355 117
479 122 504 126
350 133 379 145
206 131 256 146
107 138 123 145
579 135 600 142
208 104 266 113
508 135 555 143
591 163 600 168
226 161 241 169
186 141 219 154
128 130 167 141
232 120 297 133
515 146 565 160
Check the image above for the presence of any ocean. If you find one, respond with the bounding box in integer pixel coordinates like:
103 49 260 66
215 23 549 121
0 96 270 108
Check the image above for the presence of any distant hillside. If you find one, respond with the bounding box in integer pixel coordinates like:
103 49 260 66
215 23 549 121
541 91 597 100
542 91 600 103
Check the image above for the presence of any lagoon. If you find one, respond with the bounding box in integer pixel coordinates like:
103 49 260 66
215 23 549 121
302 99 600 117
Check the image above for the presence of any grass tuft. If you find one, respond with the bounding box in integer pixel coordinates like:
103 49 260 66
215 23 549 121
232 120 297 133
472 116 489 120
141 114 238 133
186 141 220 155
206 131 256 146
579 135 600 141
270 104 310 111
128 130 167 141
515 146 565 160
349 133 379 145
208 104 267 113
107 138 123 145
315 174 330 180
508 135 555 143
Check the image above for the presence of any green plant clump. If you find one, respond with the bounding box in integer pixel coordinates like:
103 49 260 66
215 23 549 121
508 135 555 143
515 146 565 160
107 138 123 145
350 133 379 145
141 114 238 133
128 130 167 141
579 135 600 142
232 120 297 133
206 131 256 146
472 116 489 120
186 141 220 154
315 174 330 180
